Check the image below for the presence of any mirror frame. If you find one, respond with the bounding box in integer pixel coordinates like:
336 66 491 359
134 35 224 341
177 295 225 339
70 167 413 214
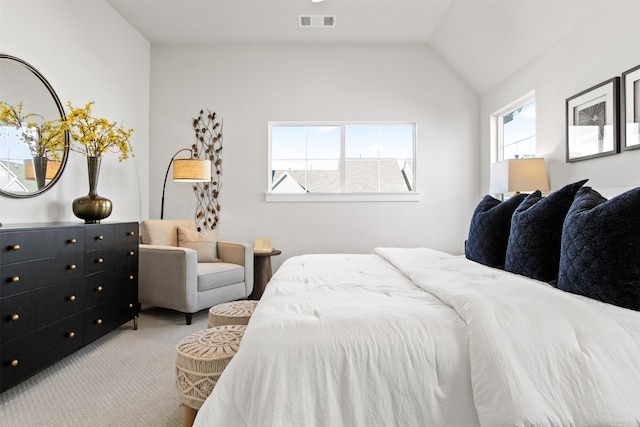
0 53 69 198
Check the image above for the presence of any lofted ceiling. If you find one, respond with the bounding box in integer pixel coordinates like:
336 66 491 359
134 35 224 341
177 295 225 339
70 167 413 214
107 0 614 94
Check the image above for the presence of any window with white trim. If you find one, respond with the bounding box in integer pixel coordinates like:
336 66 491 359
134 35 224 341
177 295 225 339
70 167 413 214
493 92 536 162
268 122 417 201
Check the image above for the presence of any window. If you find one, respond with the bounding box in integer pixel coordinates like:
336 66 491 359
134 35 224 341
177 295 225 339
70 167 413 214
493 92 536 162
268 122 417 201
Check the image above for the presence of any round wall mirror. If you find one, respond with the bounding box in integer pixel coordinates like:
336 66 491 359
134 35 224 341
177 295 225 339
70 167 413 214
0 54 69 198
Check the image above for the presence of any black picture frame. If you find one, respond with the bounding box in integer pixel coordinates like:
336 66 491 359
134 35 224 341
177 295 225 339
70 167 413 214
621 64 640 151
566 77 620 162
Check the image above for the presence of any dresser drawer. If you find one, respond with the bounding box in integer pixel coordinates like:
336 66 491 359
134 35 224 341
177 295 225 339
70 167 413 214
1 253 85 297
116 265 138 291
112 296 139 328
84 223 137 250
0 228 84 265
120 243 138 267
1 278 84 342
84 303 119 344
112 266 139 302
1 314 84 392
84 243 138 275
84 248 114 274
83 264 137 307
83 271 114 308
84 225 116 251
113 223 139 246
83 298 136 345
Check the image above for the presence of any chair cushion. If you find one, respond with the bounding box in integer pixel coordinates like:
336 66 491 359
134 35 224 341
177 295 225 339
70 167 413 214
197 262 245 292
140 219 196 246
178 226 219 262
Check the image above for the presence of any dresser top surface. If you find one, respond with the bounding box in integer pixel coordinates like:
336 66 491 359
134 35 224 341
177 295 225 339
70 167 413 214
0 222 138 231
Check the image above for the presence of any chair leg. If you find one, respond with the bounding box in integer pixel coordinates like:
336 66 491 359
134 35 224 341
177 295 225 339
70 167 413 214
185 313 193 325
183 405 197 427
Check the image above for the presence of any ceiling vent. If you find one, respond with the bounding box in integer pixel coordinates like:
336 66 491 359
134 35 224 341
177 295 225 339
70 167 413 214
299 15 336 28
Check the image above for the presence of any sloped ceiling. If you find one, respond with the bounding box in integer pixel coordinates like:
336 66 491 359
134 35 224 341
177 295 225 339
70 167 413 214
107 0 614 94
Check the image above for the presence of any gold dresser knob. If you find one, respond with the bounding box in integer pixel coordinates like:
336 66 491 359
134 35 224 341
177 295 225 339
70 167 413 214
69 238 77 244
96 319 103 325
127 231 135 236
68 332 75 338
97 235 104 241
96 286 103 292
10 276 20 283
10 360 19 367
128 303 133 309
69 264 77 270
97 258 104 264
10 313 19 321
11 244 20 251
129 275 134 280
69 295 76 301
128 251 135 256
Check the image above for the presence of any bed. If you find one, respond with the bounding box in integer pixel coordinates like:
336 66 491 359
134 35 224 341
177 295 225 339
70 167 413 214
194 185 640 426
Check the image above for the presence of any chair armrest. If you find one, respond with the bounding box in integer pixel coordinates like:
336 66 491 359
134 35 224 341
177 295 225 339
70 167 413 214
218 240 254 296
138 244 199 312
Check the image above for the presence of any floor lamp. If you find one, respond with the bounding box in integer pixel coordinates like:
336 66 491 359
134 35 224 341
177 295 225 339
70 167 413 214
161 148 212 219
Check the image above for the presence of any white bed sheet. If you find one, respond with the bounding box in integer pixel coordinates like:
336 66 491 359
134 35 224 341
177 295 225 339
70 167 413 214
194 249 640 427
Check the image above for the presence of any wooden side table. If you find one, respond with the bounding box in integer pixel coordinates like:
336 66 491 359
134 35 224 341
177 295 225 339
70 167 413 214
249 249 281 300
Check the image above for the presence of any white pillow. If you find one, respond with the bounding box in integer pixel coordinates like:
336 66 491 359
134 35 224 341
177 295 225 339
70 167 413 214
177 226 220 262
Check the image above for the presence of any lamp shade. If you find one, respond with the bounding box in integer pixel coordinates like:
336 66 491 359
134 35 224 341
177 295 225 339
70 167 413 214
24 159 61 180
172 159 211 182
489 158 549 194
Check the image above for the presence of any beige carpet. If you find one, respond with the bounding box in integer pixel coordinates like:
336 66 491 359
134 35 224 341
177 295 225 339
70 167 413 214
0 307 209 427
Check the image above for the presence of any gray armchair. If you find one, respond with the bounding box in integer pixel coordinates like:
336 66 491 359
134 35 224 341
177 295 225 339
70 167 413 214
138 220 253 324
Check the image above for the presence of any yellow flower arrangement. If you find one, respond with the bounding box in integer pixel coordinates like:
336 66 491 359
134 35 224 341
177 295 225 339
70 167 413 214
36 119 67 161
0 101 66 160
63 101 134 161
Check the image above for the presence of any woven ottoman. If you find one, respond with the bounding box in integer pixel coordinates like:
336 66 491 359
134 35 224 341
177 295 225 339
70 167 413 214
175 324 246 427
208 299 258 328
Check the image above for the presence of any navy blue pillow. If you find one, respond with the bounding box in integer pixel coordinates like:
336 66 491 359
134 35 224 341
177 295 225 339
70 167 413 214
557 186 640 311
505 180 588 282
465 193 527 268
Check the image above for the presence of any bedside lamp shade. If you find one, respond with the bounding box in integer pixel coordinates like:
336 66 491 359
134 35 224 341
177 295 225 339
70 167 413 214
489 158 549 194
173 159 211 182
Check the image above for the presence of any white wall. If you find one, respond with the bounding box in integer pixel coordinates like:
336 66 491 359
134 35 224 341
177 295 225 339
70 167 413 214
481 1 640 198
151 44 479 268
0 1 150 224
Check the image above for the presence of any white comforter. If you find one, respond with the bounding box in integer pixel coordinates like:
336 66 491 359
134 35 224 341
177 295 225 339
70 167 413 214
194 248 640 427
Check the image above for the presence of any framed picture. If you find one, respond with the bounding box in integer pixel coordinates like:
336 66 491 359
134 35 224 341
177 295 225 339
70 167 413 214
566 77 620 162
622 64 640 150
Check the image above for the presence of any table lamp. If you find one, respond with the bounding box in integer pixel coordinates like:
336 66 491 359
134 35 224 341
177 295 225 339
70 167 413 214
489 157 549 195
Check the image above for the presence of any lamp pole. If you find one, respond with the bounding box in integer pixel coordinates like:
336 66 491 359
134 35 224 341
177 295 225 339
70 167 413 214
160 148 193 219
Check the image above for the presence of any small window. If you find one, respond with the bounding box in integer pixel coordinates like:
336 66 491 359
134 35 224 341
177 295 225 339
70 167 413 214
493 92 536 161
268 122 417 201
